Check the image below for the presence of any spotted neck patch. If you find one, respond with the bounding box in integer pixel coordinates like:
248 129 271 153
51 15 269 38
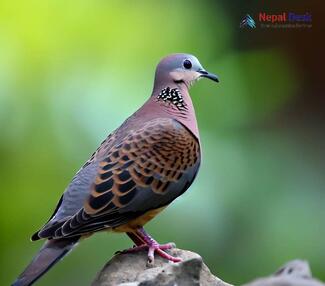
156 87 187 111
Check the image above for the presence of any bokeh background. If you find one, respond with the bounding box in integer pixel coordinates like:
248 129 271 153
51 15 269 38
1 1 324 285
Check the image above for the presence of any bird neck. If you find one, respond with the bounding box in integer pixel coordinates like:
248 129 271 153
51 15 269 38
148 81 200 139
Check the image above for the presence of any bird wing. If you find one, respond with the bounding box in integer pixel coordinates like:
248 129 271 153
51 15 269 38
37 118 200 239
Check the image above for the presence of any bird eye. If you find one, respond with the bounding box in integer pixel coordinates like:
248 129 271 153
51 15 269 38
183 59 192 69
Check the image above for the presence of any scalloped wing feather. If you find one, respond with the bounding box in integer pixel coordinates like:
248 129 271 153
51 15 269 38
37 118 200 239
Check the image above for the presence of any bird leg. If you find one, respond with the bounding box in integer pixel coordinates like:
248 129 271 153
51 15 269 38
120 227 181 264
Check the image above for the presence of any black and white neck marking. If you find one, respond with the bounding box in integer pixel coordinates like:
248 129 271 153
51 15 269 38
156 87 187 111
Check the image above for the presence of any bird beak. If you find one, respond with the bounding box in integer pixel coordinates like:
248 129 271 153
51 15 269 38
198 69 219 82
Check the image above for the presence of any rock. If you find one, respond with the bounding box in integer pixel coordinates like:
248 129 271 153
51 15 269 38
92 249 325 286
242 260 325 286
92 248 232 286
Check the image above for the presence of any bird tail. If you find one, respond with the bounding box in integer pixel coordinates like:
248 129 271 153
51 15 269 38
12 237 80 286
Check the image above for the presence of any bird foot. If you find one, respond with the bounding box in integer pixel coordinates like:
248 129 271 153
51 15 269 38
147 242 181 265
118 241 181 264
119 227 182 264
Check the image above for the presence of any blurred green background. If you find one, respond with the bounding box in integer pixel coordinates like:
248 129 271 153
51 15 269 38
1 1 324 285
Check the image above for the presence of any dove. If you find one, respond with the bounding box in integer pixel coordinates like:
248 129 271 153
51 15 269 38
13 53 218 286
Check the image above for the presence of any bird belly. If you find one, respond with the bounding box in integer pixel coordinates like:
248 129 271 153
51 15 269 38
113 206 166 233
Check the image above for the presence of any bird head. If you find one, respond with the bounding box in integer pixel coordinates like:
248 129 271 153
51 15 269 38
154 53 219 89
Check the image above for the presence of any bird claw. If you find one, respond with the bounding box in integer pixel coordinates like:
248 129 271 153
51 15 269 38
153 247 182 264
118 242 181 264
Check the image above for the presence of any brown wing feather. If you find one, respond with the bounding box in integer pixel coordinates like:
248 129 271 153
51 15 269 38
85 118 199 213
41 118 200 239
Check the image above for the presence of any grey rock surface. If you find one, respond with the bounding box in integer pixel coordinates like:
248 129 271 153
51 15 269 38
92 249 325 286
92 248 232 286
242 260 325 286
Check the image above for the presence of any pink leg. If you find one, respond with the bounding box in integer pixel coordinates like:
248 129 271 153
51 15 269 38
119 227 182 264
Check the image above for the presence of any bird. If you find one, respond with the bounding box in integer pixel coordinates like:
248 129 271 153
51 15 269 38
12 53 218 286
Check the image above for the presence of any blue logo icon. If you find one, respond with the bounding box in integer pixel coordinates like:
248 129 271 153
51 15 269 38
240 14 256 28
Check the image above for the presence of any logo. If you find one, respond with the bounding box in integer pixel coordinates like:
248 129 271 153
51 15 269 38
240 12 312 29
240 14 256 29
258 12 312 28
